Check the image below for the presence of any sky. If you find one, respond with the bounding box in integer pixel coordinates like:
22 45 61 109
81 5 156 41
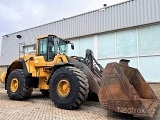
0 0 127 51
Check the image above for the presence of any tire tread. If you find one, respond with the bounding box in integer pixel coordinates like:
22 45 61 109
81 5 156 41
7 69 33 100
49 66 89 109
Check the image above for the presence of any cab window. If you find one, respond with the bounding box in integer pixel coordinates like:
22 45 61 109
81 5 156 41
38 38 47 58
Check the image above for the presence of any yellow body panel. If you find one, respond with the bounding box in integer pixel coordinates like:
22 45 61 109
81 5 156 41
38 77 49 90
24 54 68 89
0 72 6 84
0 53 68 90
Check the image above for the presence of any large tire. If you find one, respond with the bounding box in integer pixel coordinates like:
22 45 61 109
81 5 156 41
40 89 49 96
6 69 33 100
49 66 89 109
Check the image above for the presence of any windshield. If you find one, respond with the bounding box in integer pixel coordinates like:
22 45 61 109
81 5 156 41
54 37 67 54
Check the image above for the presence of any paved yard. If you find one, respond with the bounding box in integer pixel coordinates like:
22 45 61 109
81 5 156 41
0 83 160 120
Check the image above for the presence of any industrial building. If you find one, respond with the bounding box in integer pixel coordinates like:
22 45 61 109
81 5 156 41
0 0 160 82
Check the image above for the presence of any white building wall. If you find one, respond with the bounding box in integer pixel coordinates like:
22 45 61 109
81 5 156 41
67 23 160 82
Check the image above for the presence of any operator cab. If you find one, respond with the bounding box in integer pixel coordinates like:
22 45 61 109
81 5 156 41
37 35 70 61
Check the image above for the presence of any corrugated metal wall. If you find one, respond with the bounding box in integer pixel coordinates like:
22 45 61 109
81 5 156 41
1 0 160 65
34 0 160 38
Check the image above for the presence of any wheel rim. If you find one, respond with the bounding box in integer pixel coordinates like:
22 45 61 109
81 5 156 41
10 78 19 92
57 79 70 97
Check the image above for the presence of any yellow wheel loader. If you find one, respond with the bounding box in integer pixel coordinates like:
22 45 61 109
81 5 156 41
0 35 159 118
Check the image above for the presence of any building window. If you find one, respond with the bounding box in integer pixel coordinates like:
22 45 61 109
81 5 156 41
116 29 137 57
79 36 94 57
138 24 160 55
23 44 35 54
98 33 115 58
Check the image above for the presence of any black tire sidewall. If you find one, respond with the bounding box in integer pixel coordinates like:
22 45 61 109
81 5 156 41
7 70 24 99
50 67 80 109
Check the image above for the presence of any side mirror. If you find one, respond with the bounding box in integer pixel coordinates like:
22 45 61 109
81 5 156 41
71 44 74 50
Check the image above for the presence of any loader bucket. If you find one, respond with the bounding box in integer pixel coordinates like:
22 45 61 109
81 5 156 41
98 60 159 118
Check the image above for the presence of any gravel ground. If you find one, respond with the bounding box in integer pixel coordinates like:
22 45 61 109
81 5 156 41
0 83 160 120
